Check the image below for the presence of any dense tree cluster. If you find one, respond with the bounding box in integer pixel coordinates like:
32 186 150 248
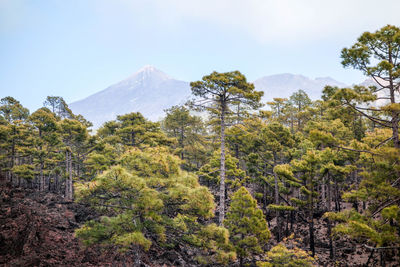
1 25 400 266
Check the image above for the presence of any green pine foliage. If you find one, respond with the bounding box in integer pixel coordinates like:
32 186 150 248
75 147 234 265
197 149 246 189
257 235 315 267
162 105 209 170
224 186 270 265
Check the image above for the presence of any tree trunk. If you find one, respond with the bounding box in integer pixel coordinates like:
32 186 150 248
263 183 267 209
273 154 281 241
65 150 69 199
321 176 326 211
10 131 15 184
180 127 184 160
309 208 315 257
69 152 73 200
39 160 44 191
219 102 226 225
380 251 385 267
327 173 334 259
290 114 294 133
290 210 294 232
336 181 341 212
65 150 73 201
55 173 59 193
309 178 315 257
388 56 400 149
391 110 399 149
274 171 281 242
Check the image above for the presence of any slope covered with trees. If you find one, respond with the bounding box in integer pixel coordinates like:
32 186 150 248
1 25 400 266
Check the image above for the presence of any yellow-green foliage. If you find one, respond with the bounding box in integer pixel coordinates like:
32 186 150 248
161 105 208 171
11 164 35 179
194 223 236 265
197 149 246 188
224 187 270 260
267 204 296 212
306 119 352 147
324 208 400 247
258 242 315 266
113 232 152 252
75 147 217 253
382 205 400 222
273 164 296 182
120 147 181 178
290 198 307 207
84 143 117 175
381 103 400 113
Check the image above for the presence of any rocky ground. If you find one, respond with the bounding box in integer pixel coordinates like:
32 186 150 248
0 182 398 266
0 184 139 266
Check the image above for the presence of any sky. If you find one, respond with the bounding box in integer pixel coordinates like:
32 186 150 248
1 0 400 112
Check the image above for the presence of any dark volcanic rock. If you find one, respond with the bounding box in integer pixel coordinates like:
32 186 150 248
0 184 136 266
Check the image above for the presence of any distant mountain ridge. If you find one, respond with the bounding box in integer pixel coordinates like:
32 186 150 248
253 73 347 101
69 66 348 129
69 66 190 129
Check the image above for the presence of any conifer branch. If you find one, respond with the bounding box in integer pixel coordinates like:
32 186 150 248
332 145 381 156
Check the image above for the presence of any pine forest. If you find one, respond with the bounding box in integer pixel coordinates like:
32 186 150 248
1 25 400 267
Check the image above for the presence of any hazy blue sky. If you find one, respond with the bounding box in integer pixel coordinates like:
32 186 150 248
1 0 400 112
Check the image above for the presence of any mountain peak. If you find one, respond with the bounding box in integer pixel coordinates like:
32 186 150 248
69 65 190 128
132 65 170 80
119 65 171 87
137 64 157 72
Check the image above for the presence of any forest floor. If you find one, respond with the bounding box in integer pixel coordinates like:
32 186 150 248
0 182 397 266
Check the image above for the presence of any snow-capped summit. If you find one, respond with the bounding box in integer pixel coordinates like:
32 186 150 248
117 65 171 88
130 65 170 81
69 66 190 129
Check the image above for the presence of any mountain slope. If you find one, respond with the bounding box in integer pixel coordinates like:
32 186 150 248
69 66 190 129
253 73 347 101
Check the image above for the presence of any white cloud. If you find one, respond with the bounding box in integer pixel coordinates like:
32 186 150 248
146 0 400 44
3 0 400 45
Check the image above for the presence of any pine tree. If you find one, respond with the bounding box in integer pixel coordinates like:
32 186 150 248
289 90 312 132
325 128 400 263
29 107 60 191
190 71 263 225
228 118 295 241
0 97 29 123
197 149 246 195
75 147 234 265
0 97 30 184
117 112 172 148
43 96 74 119
267 98 288 124
97 112 173 152
340 25 400 148
224 186 270 267
59 118 89 200
162 105 208 170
